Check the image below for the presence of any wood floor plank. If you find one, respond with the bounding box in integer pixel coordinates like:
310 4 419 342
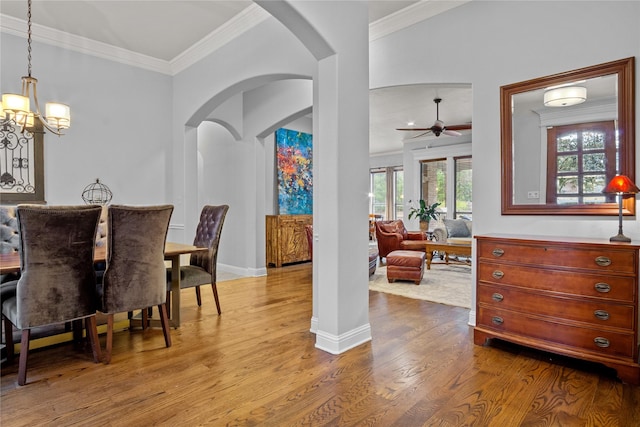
2 263 639 426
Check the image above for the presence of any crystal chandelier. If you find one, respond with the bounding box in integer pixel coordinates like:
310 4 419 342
1 0 71 135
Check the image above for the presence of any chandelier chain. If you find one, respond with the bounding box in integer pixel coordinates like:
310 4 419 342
27 0 32 77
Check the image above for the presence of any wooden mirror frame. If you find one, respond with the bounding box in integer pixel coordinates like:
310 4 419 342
501 57 635 215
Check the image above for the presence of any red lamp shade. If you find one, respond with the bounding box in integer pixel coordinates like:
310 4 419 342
602 175 640 194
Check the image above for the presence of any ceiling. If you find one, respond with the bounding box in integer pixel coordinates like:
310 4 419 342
0 1 472 155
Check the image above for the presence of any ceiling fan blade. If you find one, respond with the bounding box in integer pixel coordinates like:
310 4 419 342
407 130 432 139
396 127 431 131
442 129 462 137
445 123 472 131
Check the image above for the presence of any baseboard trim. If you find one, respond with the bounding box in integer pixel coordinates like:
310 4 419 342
315 323 372 355
218 263 267 277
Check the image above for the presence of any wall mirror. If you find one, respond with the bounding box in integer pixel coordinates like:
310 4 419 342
501 57 635 215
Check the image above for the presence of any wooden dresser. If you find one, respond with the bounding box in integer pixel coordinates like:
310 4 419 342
475 234 640 384
266 215 312 267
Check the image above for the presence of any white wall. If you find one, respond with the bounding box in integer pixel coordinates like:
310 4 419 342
4 0 639 281
171 17 316 269
370 1 639 326
371 0 640 242
197 78 312 275
1 33 172 207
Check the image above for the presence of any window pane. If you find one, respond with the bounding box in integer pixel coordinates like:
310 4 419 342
371 171 386 217
557 176 578 194
557 155 578 172
582 175 606 193
394 169 404 220
557 133 578 152
557 196 579 205
584 196 606 204
583 153 605 172
582 130 605 150
455 157 472 219
421 159 446 211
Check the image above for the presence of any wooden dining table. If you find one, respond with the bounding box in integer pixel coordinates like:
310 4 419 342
0 241 206 328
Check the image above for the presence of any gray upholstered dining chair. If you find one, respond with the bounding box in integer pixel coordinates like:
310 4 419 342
1 204 103 386
167 204 229 315
96 204 173 364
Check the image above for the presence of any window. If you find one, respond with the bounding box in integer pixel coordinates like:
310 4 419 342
420 159 446 211
455 156 472 218
370 166 403 220
546 121 616 205
420 156 472 221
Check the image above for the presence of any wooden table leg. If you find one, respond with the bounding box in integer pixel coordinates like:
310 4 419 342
130 254 181 329
426 251 433 270
168 254 181 329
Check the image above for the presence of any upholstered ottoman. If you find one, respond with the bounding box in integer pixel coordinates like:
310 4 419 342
386 250 425 285
369 247 379 276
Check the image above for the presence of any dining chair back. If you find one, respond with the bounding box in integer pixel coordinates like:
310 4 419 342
167 204 229 315
1 204 103 385
98 204 173 363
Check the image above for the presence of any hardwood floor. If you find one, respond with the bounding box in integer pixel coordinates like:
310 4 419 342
1 263 639 426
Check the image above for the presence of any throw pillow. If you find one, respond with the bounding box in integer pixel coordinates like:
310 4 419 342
444 218 471 238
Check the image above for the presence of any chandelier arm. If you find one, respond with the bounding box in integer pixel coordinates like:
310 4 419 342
39 117 64 136
1 0 68 136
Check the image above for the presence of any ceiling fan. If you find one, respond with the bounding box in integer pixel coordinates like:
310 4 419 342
396 97 472 138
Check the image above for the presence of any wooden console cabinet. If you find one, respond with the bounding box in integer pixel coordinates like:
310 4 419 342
475 234 640 384
266 215 312 267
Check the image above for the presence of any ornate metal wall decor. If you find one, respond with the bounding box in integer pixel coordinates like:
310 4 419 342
0 118 44 203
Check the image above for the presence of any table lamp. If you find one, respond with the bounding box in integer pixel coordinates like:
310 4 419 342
602 175 640 242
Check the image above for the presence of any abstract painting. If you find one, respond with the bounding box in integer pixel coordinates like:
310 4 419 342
276 128 313 215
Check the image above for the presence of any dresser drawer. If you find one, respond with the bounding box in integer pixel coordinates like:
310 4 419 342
478 262 636 302
477 241 636 273
478 283 635 330
477 306 635 359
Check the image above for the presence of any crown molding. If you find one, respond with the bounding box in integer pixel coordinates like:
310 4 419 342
1 1 464 75
369 0 471 42
170 4 270 75
0 4 269 76
0 14 172 75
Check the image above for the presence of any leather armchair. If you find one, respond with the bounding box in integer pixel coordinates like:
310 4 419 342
374 220 430 260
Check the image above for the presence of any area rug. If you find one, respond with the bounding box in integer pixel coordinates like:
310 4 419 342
369 264 472 309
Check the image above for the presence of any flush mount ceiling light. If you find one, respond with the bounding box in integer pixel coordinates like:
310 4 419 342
0 0 70 135
543 86 587 107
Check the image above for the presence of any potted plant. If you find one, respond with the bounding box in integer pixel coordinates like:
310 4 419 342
408 200 441 232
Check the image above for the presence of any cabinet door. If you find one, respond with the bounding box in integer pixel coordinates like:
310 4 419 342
280 218 310 264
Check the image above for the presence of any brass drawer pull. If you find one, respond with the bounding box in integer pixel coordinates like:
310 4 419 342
594 310 610 321
492 248 504 257
595 256 612 267
491 316 504 325
492 293 504 302
594 282 611 293
492 270 504 279
594 337 610 348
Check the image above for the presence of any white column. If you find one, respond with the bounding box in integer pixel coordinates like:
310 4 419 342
307 2 372 353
